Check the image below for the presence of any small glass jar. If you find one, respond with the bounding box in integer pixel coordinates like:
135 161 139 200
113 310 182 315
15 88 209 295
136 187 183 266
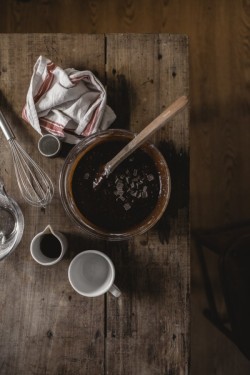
0 181 24 260
59 129 171 241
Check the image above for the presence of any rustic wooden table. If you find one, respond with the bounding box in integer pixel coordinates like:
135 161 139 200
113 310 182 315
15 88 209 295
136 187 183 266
0 34 189 375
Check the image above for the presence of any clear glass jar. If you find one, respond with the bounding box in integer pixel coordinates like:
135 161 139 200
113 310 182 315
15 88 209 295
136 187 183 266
59 129 171 241
0 180 24 260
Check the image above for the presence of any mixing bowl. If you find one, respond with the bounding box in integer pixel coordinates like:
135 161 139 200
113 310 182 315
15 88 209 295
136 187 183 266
59 129 171 240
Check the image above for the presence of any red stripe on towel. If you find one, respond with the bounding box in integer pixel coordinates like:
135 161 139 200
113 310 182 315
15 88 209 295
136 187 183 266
34 62 56 103
82 107 99 136
40 117 64 136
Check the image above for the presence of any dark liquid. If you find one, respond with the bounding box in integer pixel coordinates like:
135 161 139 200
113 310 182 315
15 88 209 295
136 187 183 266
40 234 62 259
71 140 160 232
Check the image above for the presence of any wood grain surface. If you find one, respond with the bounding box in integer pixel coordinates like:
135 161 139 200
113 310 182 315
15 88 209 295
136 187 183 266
0 34 107 375
0 34 189 375
1 0 249 228
0 0 250 373
105 34 189 375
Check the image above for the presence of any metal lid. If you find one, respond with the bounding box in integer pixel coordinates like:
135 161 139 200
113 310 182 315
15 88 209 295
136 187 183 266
38 134 61 157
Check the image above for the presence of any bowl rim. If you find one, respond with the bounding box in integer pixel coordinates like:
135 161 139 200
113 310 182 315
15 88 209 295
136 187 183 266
59 129 171 241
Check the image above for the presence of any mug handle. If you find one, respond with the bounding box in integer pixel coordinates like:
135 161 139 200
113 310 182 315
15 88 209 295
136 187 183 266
109 284 121 298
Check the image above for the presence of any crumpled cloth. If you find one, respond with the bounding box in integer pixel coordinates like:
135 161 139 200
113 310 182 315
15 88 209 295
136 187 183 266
22 56 116 144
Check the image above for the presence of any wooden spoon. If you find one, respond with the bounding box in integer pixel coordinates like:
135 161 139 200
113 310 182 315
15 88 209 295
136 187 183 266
93 95 188 189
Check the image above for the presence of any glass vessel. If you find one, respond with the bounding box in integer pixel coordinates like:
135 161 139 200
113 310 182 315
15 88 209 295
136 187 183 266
0 180 24 260
59 129 171 241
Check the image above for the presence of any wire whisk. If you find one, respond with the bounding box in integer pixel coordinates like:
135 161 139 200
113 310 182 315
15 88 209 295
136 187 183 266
0 110 54 207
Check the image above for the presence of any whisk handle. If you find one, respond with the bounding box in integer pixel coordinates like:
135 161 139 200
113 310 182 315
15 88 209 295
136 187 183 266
0 110 15 141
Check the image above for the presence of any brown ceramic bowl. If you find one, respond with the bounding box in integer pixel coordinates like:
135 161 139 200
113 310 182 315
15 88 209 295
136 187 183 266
59 129 171 240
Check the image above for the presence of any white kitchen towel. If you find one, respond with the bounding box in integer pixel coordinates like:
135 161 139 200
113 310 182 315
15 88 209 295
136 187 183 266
22 56 116 144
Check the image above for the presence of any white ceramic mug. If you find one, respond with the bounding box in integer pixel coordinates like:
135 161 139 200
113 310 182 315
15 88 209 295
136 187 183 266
68 250 121 298
30 225 68 266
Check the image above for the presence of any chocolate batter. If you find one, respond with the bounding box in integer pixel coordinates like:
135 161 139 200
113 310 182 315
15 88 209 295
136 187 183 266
71 140 161 232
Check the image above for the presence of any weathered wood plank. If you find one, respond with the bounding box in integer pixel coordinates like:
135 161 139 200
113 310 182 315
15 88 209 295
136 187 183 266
0 1 250 371
0 34 106 375
105 34 189 375
0 33 190 375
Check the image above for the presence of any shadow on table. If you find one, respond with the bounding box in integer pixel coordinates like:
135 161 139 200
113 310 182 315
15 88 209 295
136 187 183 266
106 73 132 131
62 232 108 260
103 241 166 300
156 140 189 244
63 231 170 300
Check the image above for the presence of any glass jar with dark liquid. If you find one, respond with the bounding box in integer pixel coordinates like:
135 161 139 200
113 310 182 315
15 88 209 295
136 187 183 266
60 130 171 240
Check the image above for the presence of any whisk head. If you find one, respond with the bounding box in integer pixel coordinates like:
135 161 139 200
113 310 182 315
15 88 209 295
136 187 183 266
9 139 54 207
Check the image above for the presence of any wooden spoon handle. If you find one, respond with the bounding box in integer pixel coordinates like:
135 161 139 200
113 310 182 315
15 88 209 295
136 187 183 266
105 95 188 175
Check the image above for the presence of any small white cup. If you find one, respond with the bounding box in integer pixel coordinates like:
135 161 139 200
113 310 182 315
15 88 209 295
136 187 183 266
30 225 67 266
68 250 121 298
